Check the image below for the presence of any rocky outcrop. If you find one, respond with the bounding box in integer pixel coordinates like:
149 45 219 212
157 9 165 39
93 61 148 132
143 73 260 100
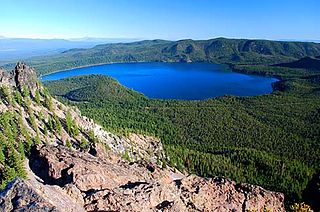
0 158 86 212
0 68 14 86
0 177 85 212
0 178 58 212
29 145 143 191
13 62 40 95
0 62 39 95
0 62 163 163
13 145 284 212
71 108 165 163
85 176 285 211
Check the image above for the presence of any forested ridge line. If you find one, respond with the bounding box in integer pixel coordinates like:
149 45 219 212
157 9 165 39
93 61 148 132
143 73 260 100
2 37 320 76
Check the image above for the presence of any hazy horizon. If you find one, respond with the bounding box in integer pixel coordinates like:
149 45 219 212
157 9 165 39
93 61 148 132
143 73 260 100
1 0 319 41
1 35 319 43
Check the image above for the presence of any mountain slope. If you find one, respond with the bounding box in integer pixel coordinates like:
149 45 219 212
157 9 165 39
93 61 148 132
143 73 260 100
16 38 320 76
274 57 320 71
0 63 286 211
0 62 164 187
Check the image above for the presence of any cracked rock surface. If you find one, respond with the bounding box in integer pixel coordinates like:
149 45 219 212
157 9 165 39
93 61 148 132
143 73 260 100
1 145 285 212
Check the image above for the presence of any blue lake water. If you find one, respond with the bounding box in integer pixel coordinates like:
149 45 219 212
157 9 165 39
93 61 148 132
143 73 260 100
41 62 278 100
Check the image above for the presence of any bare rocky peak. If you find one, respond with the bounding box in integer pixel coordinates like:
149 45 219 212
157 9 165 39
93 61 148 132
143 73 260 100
13 62 39 94
0 62 39 95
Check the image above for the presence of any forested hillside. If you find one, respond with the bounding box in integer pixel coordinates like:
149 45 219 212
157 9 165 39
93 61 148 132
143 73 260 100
274 56 320 71
5 38 320 76
44 67 320 208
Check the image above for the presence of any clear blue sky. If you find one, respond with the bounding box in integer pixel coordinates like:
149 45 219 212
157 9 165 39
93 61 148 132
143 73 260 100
0 0 319 40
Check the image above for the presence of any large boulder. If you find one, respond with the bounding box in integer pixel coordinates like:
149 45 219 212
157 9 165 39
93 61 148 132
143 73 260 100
0 177 85 212
0 178 57 212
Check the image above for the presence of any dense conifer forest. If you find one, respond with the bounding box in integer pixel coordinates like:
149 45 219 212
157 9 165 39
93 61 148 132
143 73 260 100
44 63 320 206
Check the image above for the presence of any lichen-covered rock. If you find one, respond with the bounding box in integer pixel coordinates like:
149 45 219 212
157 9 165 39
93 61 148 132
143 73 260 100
83 176 285 212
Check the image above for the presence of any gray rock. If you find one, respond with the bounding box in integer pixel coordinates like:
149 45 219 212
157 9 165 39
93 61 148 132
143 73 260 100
0 178 58 212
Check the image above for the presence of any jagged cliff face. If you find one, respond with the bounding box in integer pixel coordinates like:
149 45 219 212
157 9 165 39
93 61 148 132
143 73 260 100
0 63 164 163
0 63 285 211
0 62 39 94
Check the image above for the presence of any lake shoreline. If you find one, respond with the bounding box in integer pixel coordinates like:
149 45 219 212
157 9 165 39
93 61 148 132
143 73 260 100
41 62 278 100
39 61 150 77
40 60 277 81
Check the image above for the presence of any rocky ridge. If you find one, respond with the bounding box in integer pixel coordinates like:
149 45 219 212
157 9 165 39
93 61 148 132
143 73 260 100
0 62 164 163
0 63 285 211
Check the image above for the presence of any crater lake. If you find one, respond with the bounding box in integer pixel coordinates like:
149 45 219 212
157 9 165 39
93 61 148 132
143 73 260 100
41 62 278 100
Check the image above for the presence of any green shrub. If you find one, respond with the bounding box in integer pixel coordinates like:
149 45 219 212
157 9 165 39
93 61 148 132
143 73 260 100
79 138 89 151
66 139 72 148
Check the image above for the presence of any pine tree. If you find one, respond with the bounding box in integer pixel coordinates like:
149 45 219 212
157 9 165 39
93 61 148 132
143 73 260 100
5 143 26 179
18 141 25 158
53 115 62 134
34 130 41 145
0 167 16 189
66 111 73 135
66 139 72 148
22 86 30 98
66 111 79 137
0 146 5 164
14 91 23 106
0 86 12 104
43 123 48 136
35 90 41 104
88 130 96 143
44 94 53 111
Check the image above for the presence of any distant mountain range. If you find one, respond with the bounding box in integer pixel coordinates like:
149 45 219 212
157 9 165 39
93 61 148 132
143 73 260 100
68 37 140 43
22 37 320 75
278 39 320 43
0 36 140 62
